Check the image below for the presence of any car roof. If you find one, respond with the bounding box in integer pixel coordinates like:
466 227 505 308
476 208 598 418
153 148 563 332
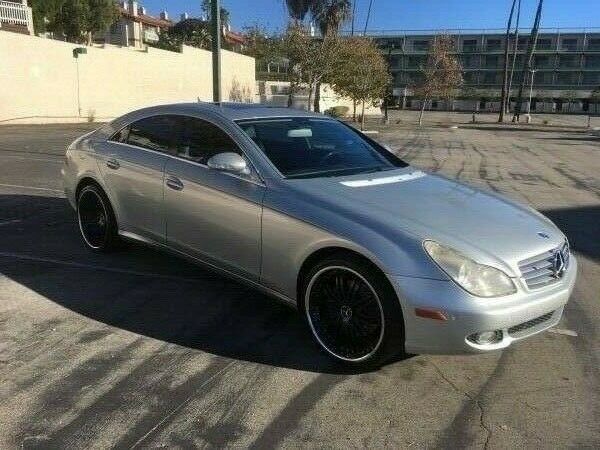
127 102 329 122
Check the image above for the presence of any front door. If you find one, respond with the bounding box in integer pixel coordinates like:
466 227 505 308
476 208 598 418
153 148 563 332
164 116 264 280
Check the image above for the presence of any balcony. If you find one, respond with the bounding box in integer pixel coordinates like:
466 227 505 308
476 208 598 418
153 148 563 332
0 0 33 34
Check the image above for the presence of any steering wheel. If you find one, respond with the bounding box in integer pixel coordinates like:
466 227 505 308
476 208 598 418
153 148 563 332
318 151 344 166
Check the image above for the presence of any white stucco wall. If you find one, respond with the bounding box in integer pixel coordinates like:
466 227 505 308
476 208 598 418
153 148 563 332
0 32 256 123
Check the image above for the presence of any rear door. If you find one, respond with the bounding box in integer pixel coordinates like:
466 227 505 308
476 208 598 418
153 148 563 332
99 115 177 243
164 116 265 280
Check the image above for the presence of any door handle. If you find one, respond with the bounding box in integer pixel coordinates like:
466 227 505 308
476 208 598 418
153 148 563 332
166 175 184 191
106 158 120 170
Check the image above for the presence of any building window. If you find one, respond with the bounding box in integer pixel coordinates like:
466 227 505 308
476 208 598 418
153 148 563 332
390 55 402 68
559 54 580 68
406 55 426 68
556 72 578 85
518 37 529 50
411 40 430 51
588 38 600 51
534 55 553 69
483 72 500 84
484 55 502 68
561 38 578 51
585 55 600 68
462 39 478 52
583 72 600 85
537 72 554 85
461 55 479 69
536 38 552 50
486 39 501 51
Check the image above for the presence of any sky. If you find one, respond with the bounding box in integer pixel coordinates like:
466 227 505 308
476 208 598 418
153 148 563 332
142 0 600 33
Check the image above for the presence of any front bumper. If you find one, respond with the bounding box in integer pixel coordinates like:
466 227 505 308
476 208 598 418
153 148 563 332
389 255 577 354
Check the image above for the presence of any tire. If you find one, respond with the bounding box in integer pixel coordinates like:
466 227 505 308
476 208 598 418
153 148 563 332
300 253 405 369
77 183 120 252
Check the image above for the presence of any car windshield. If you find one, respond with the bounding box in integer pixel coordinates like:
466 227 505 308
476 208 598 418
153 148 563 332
236 117 407 178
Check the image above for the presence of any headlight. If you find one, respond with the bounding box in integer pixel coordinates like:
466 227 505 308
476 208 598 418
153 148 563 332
423 241 516 297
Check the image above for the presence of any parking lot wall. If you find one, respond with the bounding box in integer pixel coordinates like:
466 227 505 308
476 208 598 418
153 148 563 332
0 31 256 123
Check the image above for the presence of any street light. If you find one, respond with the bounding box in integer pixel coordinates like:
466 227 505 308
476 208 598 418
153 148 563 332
526 68 536 123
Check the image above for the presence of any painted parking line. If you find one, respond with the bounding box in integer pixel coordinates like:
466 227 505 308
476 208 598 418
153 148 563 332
0 251 205 283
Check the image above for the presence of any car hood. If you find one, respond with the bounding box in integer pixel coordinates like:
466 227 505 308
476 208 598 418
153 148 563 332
286 167 565 275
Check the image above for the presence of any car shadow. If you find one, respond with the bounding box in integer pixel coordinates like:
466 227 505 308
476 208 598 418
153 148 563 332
0 194 410 374
541 205 600 263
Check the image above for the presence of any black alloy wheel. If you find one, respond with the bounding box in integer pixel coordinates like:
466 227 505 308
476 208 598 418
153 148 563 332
303 254 405 368
77 184 119 252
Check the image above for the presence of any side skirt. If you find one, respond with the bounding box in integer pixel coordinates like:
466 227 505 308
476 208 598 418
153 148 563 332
118 230 298 309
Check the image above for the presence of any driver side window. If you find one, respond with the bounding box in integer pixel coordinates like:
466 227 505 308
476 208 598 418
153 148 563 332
175 116 243 165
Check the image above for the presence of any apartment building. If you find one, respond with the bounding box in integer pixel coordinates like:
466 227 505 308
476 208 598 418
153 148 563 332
100 1 172 48
372 29 600 112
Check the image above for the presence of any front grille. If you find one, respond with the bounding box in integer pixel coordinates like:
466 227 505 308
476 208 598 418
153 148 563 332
508 311 555 336
518 241 570 289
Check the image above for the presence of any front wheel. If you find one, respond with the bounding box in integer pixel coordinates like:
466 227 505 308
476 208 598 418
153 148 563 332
302 254 405 368
77 184 119 252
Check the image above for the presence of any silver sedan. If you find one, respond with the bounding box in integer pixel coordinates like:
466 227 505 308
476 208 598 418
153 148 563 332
62 103 577 368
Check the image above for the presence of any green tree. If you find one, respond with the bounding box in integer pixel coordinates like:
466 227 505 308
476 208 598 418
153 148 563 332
51 0 90 43
87 0 120 45
309 0 352 36
243 24 284 64
330 37 391 130
29 0 63 34
36 0 118 43
150 19 213 52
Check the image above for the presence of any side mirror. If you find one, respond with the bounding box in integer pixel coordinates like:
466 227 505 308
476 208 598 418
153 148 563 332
206 152 250 175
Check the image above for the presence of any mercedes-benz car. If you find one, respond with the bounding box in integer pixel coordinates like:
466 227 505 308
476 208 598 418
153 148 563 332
62 103 577 367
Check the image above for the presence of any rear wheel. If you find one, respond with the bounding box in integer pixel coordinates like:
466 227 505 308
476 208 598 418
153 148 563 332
301 254 405 368
77 184 119 252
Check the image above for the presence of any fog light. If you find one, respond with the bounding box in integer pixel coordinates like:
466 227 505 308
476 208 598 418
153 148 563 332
468 330 503 345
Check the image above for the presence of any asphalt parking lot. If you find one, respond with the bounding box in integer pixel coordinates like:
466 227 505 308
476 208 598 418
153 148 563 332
0 122 599 448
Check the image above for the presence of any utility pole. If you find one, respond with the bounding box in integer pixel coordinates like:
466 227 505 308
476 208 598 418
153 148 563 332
211 0 221 102
513 0 543 122
499 0 517 122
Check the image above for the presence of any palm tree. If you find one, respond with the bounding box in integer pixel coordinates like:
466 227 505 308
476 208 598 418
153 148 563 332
310 0 352 37
309 0 352 111
285 0 312 24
